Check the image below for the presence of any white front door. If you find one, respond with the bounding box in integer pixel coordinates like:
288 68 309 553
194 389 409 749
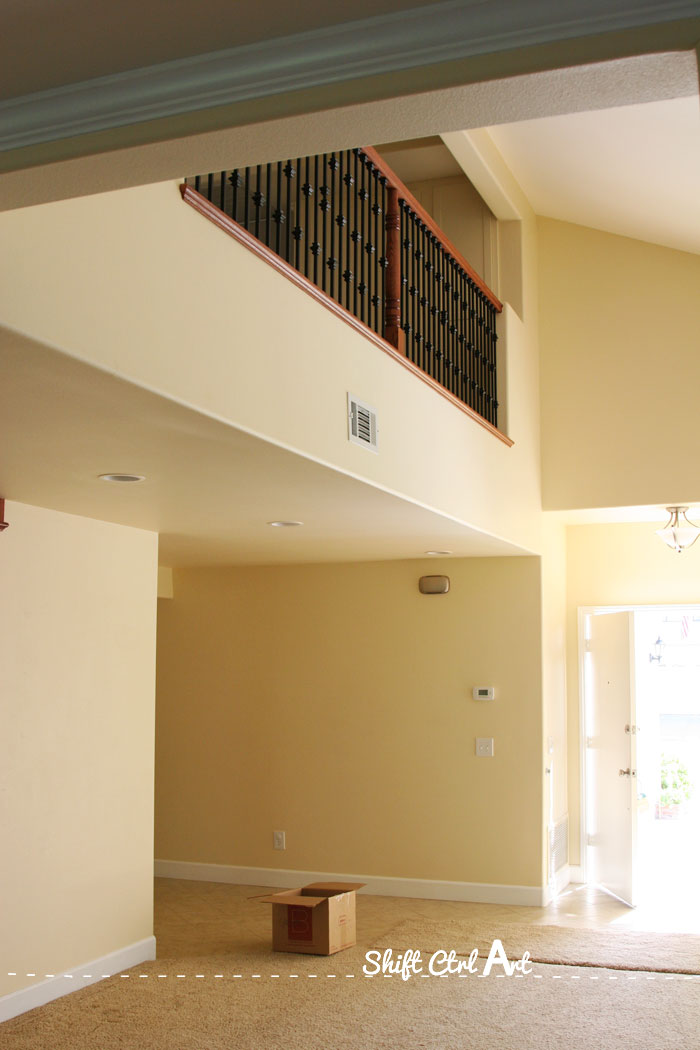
585 611 638 906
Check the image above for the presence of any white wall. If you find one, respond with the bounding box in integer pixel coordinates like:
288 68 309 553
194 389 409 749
0 502 158 1003
0 181 542 554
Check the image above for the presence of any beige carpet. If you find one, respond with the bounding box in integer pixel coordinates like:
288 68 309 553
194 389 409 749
1 946 699 1049
374 918 700 974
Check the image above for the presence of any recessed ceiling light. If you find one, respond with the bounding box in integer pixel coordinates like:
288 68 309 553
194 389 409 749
267 520 304 527
98 473 146 483
425 549 453 556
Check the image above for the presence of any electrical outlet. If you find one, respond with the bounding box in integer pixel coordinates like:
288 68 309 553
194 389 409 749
273 830 286 850
475 737 494 757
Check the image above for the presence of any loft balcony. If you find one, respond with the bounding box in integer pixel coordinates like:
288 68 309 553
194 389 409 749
183 144 504 438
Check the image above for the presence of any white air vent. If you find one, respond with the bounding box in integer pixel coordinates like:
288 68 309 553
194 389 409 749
348 394 378 452
548 814 569 879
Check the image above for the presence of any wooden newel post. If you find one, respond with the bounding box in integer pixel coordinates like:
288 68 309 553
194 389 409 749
384 186 405 354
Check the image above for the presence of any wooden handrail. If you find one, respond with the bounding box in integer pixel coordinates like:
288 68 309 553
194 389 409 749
361 145 503 312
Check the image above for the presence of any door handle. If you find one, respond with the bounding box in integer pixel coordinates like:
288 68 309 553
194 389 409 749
618 768 637 777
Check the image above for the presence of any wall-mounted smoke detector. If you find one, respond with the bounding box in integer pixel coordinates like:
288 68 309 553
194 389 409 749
348 394 378 452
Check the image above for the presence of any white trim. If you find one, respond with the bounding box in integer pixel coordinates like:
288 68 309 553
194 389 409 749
154 859 548 906
578 606 589 885
1 0 699 151
568 865 586 884
577 602 700 893
0 936 156 1024
553 864 572 896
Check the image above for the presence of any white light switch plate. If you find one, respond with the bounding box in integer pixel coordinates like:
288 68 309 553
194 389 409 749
475 737 494 757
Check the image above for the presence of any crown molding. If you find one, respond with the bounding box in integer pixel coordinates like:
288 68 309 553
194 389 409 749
1 0 699 152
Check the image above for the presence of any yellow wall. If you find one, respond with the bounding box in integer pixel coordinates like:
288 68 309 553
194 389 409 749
0 181 542 555
155 557 545 889
566 521 700 864
0 502 158 998
539 218 700 511
540 517 568 848
407 174 497 288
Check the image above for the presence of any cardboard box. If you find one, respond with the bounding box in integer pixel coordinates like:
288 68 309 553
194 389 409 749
254 882 365 955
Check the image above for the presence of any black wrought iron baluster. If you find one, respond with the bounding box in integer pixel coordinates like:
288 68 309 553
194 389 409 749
254 165 262 240
455 260 459 394
337 152 345 309
465 278 474 411
402 204 407 352
381 177 387 337
442 252 448 392
352 149 359 320
293 155 302 273
435 238 441 384
420 221 427 375
442 249 449 390
378 172 384 336
371 166 377 333
274 164 281 254
329 154 337 302
303 157 310 280
371 170 378 334
448 258 455 395
460 268 468 405
487 299 494 423
483 297 491 422
492 307 497 424
361 153 367 325
313 155 320 288
446 259 453 395
482 295 488 420
441 246 447 388
425 232 432 379
284 160 292 263
344 150 353 314
408 209 416 365
194 174 201 194
410 210 417 364
320 155 327 294
265 164 270 250
446 258 454 395
402 210 408 362
230 169 240 224
476 289 482 419
491 305 498 425
207 171 214 203
219 170 225 212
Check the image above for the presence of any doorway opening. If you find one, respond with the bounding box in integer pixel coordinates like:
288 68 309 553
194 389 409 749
581 605 700 922
634 609 700 909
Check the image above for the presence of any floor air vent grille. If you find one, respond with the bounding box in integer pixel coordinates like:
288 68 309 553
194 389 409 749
549 814 569 879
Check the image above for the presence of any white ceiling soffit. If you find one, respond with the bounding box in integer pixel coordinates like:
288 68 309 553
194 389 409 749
487 96 700 256
0 332 527 566
1 0 700 151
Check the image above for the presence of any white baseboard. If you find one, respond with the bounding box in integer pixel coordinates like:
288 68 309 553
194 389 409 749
0 936 156 1024
155 859 548 907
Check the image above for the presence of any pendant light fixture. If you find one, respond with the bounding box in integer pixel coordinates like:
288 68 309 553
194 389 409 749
656 506 700 554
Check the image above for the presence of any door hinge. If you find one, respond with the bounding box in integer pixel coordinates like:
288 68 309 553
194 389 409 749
625 724 639 735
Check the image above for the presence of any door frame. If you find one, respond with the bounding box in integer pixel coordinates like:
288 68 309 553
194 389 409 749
577 603 700 886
